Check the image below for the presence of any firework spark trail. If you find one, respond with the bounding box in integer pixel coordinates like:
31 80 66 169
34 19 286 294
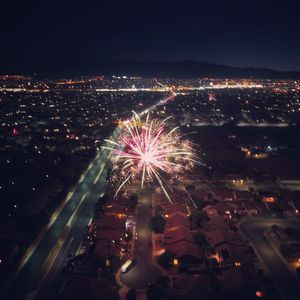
103 112 201 202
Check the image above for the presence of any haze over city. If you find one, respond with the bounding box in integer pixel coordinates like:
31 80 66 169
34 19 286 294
1 1 300 300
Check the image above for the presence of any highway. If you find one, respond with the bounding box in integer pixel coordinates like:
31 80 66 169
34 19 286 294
1 129 119 300
240 217 300 300
1 93 175 300
120 189 162 290
35 174 108 300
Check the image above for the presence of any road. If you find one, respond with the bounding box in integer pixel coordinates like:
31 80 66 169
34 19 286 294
120 189 162 290
240 217 300 300
35 173 108 300
1 130 119 300
1 93 175 299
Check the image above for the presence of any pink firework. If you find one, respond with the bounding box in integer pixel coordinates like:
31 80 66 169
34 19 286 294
104 112 200 202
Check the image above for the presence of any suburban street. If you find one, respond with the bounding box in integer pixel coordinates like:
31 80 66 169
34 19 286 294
120 189 162 290
240 217 300 300
1 130 119 300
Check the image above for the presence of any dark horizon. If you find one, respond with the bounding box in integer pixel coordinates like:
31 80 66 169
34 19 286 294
1 0 300 74
2 59 300 79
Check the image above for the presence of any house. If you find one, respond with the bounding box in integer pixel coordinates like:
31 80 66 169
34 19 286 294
95 216 125 231
167 274 210 300
206 229 252 266
155 191 189 216
218 267 246 290
280 188 300 215
64 277 119 300
95 227 124 241
94 240 121 258
279 189 299 203
163 227 200 258
162 202 189 217
104 202 127 218
165 212 190 230
190 189 211 202
240 201 260 215
165 240 201 259
234 190 253 202
202 205 218 218
94 215 125 258
164 225 193 241
203 215 228 232
251 202 266 215
211 188 235 202
288 200 300 215
214 202 235 216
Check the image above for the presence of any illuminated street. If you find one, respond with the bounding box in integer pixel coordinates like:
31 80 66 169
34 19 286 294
120 189 162 290
2 131 119 300
240 217 300 300
34 166 109 300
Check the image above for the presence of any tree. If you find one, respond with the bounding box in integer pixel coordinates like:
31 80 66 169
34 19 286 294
186 184 195 192
190 211 208 229
194 232 208 247
155 275 170 290
147 282 164 300
127 193 138 211
157 250 176 269
209 274 220 292
126 288 137 300
149 215 166 233
195 197 206 209
154 205 163 215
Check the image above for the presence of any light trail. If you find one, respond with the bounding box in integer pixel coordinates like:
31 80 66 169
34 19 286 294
93 163 105 184
67 194 87 226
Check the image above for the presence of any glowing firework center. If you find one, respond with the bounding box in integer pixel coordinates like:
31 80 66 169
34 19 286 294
104 112 199 202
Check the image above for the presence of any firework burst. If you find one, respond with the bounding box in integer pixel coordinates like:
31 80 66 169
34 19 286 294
103 112 201 202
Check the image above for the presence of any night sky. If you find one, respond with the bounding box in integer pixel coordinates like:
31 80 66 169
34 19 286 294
1 0 300 72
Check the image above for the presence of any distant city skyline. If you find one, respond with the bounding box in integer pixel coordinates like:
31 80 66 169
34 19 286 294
1 0 300 73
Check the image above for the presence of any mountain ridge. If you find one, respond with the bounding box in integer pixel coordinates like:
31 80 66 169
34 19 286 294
2 59 300 79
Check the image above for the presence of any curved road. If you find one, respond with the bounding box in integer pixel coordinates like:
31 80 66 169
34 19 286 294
120 189 162 290
240 217 300 300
